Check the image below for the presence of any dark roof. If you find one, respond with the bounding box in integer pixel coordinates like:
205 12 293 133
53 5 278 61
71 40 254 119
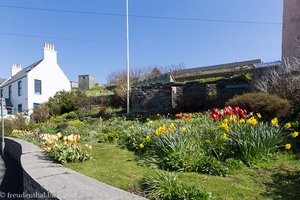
0 78 6 85
175 59 262 75
1 59 43 87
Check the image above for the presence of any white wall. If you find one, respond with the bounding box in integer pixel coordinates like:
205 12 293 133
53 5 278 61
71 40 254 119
0 76 29 113
27 56 70 114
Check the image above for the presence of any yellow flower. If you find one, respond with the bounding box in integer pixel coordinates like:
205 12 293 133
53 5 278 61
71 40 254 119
156 125 166 136
271 118 278 126
205 140 210 143
220 123 229 132
223 119 229 124
145 135 151 142
88 145 92 150
256 113 262 118
180 127 186 132
222 133 227 140
285 143 291 150
291 131 299 138
139 143 144 149
247 116 257 125
239 119 245 124
284 122 291 129
168 123 176 132
129 125 135 130
57 132 62 139
230 115 237 123
127 133 131 138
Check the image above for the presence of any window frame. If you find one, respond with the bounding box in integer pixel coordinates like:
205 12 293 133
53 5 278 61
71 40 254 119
34 79 42 95
18 80 22 96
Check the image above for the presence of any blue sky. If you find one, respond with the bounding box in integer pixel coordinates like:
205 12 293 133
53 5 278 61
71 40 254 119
0 0 283 84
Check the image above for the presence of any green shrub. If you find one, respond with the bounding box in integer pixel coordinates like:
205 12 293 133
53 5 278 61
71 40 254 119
141 171 212 200
228 122 286 164
30 104 50 123
226 92 291 120
191 155 229 176
0 114 28 136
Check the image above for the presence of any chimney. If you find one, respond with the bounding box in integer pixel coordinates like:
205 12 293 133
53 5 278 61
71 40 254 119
43 43 57 63
11 64 22 77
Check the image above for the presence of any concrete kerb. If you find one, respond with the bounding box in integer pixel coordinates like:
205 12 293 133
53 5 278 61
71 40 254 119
3 137 147 200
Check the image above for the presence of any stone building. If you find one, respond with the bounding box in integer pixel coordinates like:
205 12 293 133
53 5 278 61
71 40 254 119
78 75 98 90
282 0 300 60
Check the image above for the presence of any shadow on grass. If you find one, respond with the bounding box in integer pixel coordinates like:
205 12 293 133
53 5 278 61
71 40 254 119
263 170 300 200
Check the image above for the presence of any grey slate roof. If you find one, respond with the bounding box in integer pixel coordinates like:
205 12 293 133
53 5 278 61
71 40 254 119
0 78 6 85
1 59 43 87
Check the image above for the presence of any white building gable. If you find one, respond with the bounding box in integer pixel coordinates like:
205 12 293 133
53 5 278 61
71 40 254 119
0 43 70 115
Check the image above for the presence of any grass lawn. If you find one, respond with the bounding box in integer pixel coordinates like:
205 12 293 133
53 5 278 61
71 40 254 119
65 143 300 200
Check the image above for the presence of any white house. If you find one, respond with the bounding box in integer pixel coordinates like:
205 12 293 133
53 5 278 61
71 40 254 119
0 43 70 115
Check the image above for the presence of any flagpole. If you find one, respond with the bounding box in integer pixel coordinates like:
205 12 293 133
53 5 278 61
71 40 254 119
126 0 130 114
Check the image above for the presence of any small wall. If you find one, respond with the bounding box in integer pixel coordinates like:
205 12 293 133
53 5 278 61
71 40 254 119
130 77 254 114
131 83 173 114
2 137 146 200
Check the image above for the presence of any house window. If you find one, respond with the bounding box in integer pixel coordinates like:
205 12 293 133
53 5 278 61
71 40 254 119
0 89 3 98
8 85 12 99
18 81 22 96
18 104 22 113
33 103 40 108
34 79 42 95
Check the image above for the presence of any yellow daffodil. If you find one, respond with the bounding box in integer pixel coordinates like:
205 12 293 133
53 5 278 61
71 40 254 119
156 125 166 136
256 113 262 118
168 123 176 132
284 122 291 129
223 119 229 124
220 123 229 132
291 131 299 138
239 119 245 124
180 127 186 132
222 133 227 140
285 143 291 150
230 115 237 123
271 118 279 126
88 145 92 150
127 133 131 138
247 116 257 125
139 143 144 149
129 125 135 130
146 135 151 142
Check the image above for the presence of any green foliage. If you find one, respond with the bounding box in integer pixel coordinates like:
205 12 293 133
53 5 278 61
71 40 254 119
30 104 50 123
86 86 114 96
47 143 92 164
227 92 291 120
191 156 229 176
141 171 212 200
228 122 286 164
0 114 28 136
46 90 90 116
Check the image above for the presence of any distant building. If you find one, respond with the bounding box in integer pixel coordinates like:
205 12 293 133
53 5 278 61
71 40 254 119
78 75 98 90
0 43 70 115
70 81 79 89
282 0 300 60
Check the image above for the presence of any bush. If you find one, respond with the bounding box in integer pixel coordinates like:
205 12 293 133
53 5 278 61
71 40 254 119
30 104 50 123
191 156 229 176
226 92 291 120
46 90 90 116
0 114 28 136
141 171 212 200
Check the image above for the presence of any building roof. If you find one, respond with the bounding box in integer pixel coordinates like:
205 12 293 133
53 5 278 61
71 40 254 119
0 78 6 85
1 59 43 87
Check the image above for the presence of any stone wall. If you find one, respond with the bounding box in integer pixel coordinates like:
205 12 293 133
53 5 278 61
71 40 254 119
131 83 173 114
2 137 146 200
130 78 254 114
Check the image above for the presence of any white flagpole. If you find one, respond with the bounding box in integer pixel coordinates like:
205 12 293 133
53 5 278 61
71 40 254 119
126 0 130 114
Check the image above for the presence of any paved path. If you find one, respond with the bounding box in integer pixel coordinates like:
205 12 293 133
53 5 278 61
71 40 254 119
0 154 23 200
